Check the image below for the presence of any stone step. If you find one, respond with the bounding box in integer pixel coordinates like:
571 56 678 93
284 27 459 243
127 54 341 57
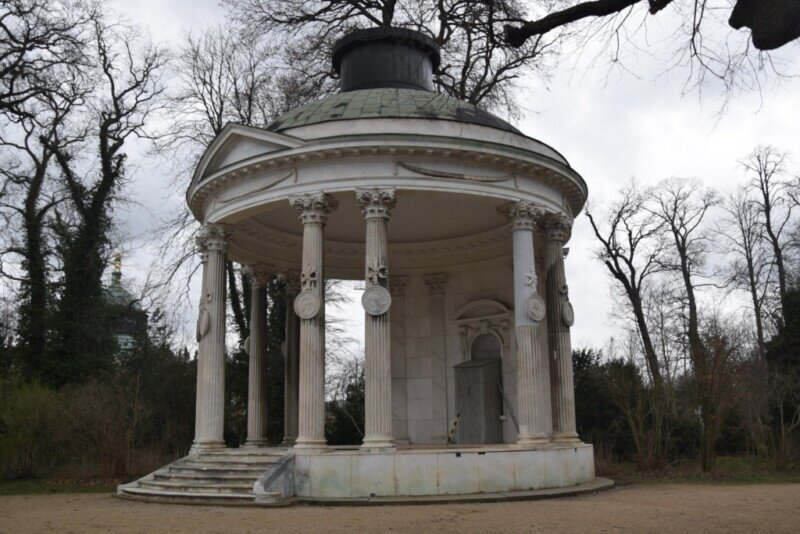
199 448 287 456
168 467 265 477
194 454 280 465
154 472 259 484
139 480 254 494
120 486 256 505
173 462 271 472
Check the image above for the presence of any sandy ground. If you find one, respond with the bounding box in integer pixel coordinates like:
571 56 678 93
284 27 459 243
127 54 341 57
1 483 799 533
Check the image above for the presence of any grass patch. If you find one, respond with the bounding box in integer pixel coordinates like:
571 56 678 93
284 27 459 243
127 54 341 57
0 478 122 496
599 456 800 485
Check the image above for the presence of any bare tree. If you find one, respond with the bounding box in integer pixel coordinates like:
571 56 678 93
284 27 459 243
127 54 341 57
603 328 669 469
768 369 800 469
742 146 797 324
156 24 329 343
718 186 773 356
225 0 559 116
505 0 800 51
645 280 686 390
503 0 797 97
649 177 722 470
0 0 88 113
586 180 666 387
164 25 305 156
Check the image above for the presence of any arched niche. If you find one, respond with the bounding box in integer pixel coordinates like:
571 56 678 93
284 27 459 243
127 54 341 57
452 299 511 361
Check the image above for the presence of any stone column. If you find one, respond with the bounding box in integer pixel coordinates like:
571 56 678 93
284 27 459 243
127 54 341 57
290 192 337 449
498 201 552 445
282 271 301 445
191 224 229 453
424 273 449 444
243 265 271 448
389 277 409 444
543 214 580 442
357 188 396 450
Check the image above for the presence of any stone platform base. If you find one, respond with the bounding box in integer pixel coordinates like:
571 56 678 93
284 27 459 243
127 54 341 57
294 442 596 499
298 476 614 505
117 443 601 506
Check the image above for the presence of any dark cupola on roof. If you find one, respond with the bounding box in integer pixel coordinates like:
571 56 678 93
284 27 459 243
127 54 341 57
332 27 440 92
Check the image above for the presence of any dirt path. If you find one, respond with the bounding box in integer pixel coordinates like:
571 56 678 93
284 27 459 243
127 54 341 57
1 483 799 533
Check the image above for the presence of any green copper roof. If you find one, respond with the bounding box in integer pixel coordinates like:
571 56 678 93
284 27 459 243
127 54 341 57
268 88 522 134
104 270 138 308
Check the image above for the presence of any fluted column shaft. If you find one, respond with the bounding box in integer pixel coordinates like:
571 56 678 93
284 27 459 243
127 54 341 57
282 272 301 445
499 202 552 444
357 189 396 449
544 215 579 442
191 224 229 452
291 193 337 449
424 273 449 443
244 266 270 447
390 278 409 443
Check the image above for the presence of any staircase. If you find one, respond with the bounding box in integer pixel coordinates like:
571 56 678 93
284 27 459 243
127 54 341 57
117 448 294 506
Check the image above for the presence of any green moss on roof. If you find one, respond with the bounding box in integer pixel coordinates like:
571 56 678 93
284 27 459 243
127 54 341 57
268 88 521 134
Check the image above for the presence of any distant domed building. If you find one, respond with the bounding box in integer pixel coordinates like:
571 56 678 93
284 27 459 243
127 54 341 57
104 255 147 352
119 27 612 505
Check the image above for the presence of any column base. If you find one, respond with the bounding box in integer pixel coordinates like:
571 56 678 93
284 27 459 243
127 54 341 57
281 436 297 446
361 436 396 452
242 439 270 448
430 434 448 445
550 432 581 443
293 437 328 451
514 435 551 446
189 440 226 454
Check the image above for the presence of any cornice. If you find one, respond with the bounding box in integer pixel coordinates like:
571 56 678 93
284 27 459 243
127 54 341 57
187 139 586 221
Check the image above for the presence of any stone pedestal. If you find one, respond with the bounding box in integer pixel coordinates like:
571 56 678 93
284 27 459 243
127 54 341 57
282 271 301 445
290 193 337 450
543 215 579 442
499 201 552 444
357 188 396 450
191 224 229 453
244 265 271 447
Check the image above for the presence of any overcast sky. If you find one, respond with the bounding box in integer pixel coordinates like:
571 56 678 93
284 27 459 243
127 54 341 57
107 0 800 351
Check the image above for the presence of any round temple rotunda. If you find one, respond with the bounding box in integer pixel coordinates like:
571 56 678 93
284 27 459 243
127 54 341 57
118 27 611 505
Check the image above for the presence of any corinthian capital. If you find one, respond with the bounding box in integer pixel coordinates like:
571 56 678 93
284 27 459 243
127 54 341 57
289 192 338 225
281 270 302 295
543 213 573 243
242 264 273 287
389 276 408 297
356 188 397 219
196 223 230 253
423 273 448 295
497 200 545 231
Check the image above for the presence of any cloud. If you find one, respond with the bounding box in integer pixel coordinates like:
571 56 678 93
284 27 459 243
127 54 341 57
108 1 800 350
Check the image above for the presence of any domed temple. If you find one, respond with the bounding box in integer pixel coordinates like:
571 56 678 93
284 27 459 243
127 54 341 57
118 28 611 505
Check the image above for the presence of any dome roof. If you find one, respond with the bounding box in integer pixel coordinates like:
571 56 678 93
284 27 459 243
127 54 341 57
267 88 522 135
104 260 139 309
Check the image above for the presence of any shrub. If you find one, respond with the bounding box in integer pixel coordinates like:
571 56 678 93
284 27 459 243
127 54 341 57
0 380 63 478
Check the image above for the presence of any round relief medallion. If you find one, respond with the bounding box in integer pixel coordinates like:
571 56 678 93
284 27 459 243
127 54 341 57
562 301 575 327
362 285 392 316
527 294 546 322
294 290 321 319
